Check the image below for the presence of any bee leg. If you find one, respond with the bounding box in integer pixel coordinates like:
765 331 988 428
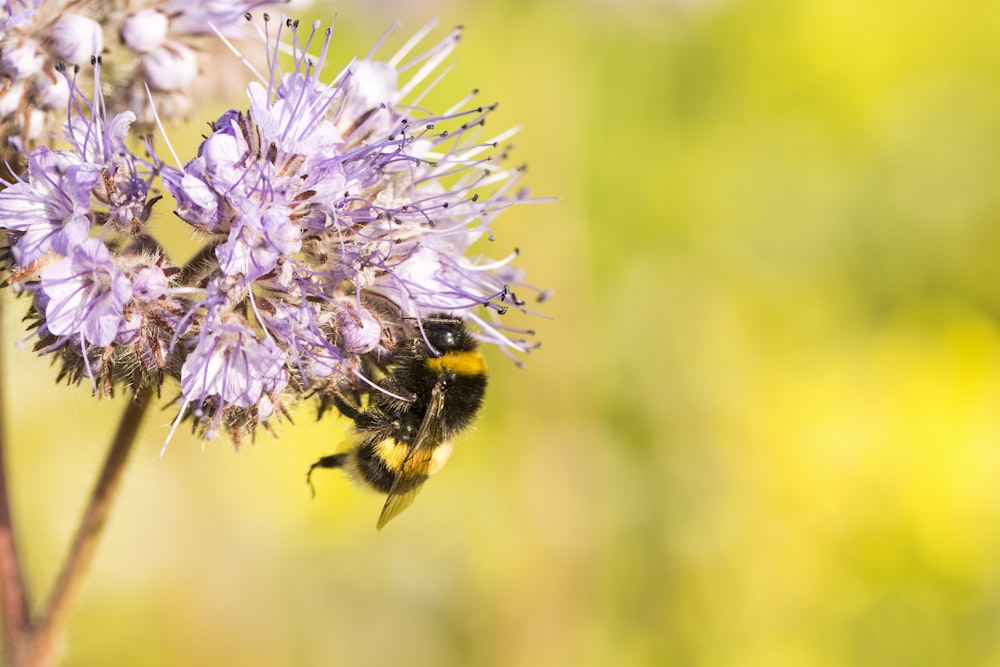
332 393 364 421
307 452 350 498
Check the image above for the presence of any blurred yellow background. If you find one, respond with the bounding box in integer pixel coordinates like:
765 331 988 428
7 0 1000 664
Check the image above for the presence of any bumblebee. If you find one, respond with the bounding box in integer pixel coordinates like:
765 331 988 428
307 314 487 529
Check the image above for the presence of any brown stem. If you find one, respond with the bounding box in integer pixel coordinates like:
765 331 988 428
15 389 153 667
0 293 31 663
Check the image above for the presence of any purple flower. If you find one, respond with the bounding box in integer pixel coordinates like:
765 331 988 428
0 147 98 266
0 13 547 445
160 167 225 233
64 101 157 234
40 238 133 348
216 207 302 280
0 62 161 270
180 318 288 416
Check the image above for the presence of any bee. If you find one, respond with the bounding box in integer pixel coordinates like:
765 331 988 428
307 314 488 529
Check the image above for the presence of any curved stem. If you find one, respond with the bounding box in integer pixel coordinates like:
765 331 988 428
16 389 153 667
0 293 30 662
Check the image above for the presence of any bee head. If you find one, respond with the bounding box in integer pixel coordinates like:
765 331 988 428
418 315 478 357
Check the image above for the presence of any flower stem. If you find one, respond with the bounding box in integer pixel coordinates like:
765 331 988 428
15 388 153 667
0 293 31 663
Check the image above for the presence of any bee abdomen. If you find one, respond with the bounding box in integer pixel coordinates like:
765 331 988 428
355 438 427 493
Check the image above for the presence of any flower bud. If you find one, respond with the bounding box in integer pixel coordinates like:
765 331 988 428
121 9 170 53
1 39 44 78
49 14 104 65
34 70 70 110
142 42 197 91
335 303 382 354
0 80 26 117
335 60 398 136
131 265 168 302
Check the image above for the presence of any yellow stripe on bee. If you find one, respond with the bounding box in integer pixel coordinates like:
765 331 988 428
374 439 412 472
425 350 487 376
373 439 454 476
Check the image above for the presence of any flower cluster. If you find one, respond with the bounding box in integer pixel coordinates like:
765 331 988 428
0 0 282 152
0 13 545 447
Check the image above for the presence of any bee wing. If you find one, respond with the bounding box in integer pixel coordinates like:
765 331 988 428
376 382 447 530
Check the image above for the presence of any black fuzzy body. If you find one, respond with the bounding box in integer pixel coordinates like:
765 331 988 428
308 316 488 501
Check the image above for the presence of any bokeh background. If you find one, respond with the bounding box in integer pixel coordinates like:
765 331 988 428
6 0 1000 664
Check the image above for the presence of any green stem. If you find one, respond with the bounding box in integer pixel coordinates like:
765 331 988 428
15 389 153 667
0 293 30 663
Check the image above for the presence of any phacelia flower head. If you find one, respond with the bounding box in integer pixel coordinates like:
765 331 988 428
0 12 547 448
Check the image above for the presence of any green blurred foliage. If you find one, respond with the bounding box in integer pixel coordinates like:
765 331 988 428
7 0 1000 665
